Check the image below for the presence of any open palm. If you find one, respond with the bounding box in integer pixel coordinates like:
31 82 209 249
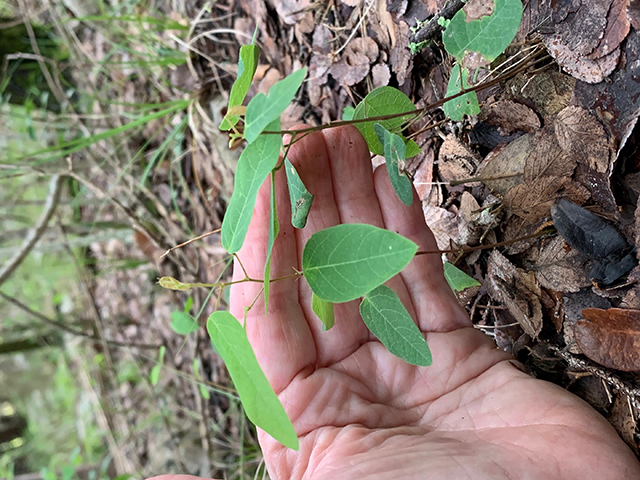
225 126 640 479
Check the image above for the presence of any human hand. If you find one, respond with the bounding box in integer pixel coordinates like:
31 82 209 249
157 126 640 480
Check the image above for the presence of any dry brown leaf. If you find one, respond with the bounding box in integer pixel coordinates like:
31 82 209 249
477 133 532 194
548 0 611 57
629 0 640 30
529 236 591 293
437 134 479 184
329 38 379 86
505 71 575 118
464 0 494 20
413 144 434 201
608 395 639 454
481 100 540 135
543 36 620 84
422 205 469 250
575 308 640 371
523 127 576 183
371 63 391 88
390 20 412 86
505 176 568 221
588 0 631 59
486 250 544 339
563 290 612 354
554 106 611 173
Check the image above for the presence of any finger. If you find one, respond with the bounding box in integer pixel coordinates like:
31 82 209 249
322 125 417 315
287 128 370 366
229 164 315 394
373 165 471 331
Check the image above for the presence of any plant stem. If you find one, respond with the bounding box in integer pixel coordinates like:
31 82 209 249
415 229 554 256
264 55 544 137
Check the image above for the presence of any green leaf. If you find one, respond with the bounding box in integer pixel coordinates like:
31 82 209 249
443 262 481 292
220 45 261 131
342 106 355 121
150 346 165 386
359 285 432 366
353 86 421 158
170 311 199 335
443 64 480 121
264 172 280 312
442 0 523 62
302 224 418 303
221 119 282 254
284 158 314 228
312 293 335 331
374 124 413 207
207 311 299 450
244 68 307 143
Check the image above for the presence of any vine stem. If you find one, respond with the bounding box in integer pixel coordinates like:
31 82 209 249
265 52 547 138
415 230 552 256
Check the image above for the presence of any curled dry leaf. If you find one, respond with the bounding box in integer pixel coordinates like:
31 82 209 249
437 134 480 184
505 177 588 223
486 250 544 339
329 38 379 86
575 308 640 371
390 20 413 86
543 36 620 84
422 205 469 250
554 106 611 173
629 0 640 30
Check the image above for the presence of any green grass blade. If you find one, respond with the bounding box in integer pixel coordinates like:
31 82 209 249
207 311 299 450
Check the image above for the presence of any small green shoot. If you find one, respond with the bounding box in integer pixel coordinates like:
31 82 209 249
150 346 165 386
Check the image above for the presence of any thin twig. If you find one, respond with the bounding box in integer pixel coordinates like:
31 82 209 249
415 230 552 256
0 291 161 350
263 54 545 137
0 175 63 287
160 228 222 259
409 0 465 45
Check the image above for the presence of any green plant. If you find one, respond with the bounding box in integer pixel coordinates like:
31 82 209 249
441 0 523 119
161 2 522 451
